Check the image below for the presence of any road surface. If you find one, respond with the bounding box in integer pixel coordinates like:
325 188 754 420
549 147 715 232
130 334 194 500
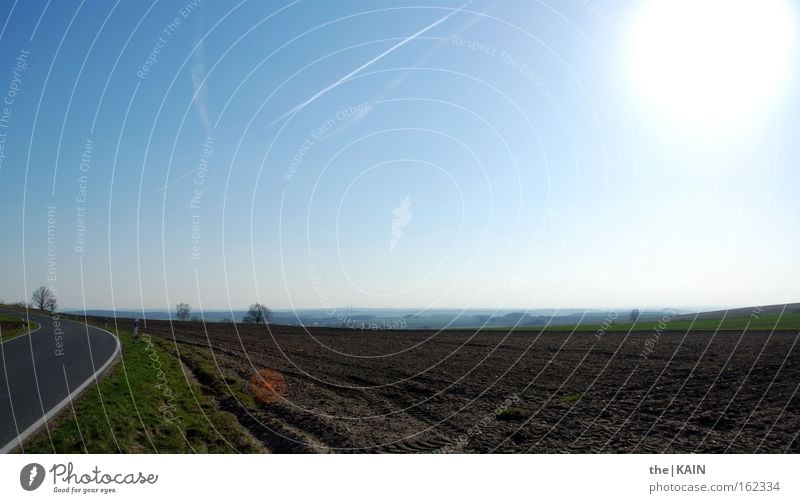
0 310 119 453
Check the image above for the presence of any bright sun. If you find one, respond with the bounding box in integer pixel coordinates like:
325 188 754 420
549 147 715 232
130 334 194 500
630 0 796 128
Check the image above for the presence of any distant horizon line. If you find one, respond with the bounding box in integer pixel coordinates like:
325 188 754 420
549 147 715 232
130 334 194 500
50 302 799 313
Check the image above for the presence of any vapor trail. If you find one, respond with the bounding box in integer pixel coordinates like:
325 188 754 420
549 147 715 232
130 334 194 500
253 1 474 135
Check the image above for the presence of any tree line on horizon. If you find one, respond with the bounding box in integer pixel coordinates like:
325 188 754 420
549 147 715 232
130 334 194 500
175 301 271 324
3 286 271 326
9 287 644 327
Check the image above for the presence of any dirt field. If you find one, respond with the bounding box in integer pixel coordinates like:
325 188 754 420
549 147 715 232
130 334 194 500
128 319 799 453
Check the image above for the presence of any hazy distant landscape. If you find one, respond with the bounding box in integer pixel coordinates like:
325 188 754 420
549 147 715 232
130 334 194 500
63 304 800 332
64 306 689 330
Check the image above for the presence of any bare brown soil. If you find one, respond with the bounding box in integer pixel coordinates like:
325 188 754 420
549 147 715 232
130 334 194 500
116 318 800 453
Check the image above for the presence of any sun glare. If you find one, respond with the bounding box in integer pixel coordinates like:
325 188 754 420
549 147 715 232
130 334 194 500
630 0 796 129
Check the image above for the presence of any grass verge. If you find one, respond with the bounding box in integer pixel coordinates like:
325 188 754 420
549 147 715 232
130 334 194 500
21 325 264 453
0 314 39 343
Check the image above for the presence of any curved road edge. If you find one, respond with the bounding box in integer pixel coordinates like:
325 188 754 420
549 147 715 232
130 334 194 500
0 316 43 344
0 314 121 454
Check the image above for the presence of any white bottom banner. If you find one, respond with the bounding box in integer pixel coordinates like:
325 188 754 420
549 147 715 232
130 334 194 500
1 454 797 502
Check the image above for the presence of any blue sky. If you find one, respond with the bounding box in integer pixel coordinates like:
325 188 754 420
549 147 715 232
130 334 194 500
0 0 798 312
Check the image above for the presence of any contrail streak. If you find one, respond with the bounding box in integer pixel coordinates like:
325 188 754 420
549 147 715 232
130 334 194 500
159 3 474 194
252 1 473 136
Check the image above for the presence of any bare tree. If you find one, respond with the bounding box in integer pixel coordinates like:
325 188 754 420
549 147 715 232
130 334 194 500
629 309 641 322
176 302 191 321
243 303 272 324
32 286 57 312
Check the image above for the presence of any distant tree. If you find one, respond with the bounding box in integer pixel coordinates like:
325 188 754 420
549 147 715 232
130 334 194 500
189 316 200 323
243 303 272 324
32 286 57 312
176 302 191 321
219 318 233 323
629 309 641 322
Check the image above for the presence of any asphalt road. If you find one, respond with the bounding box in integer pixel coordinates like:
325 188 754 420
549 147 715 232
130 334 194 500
0 310 119 453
